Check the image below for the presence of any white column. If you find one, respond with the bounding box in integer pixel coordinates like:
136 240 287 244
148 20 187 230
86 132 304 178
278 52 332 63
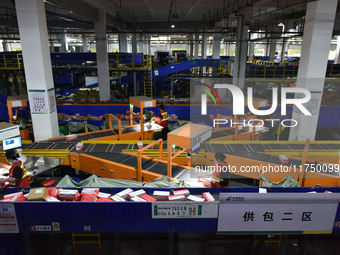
119 32 127 52
15 0 59 141
82 35 89 52
334 36 340 64
212 33 222 59
194 32 199 59
269 39 277 62
202 33 208 59
280 39 286 62
233 14 249 90
143 36 149 54
60 29 68 52
226 42 230 56
248 41 255 59
95 8 110 101
132 33 137 53
138 37 143 53
189 35 194 58
2 40 9 52
289 0 338 141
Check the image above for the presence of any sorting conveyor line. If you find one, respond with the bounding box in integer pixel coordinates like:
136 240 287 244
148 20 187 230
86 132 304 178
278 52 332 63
202 143 340 178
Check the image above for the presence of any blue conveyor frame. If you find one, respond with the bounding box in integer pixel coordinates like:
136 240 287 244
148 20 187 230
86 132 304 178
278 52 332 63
3 186 340 233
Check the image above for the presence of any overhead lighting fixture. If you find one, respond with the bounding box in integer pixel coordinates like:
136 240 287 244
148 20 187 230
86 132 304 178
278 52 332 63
171 24 175 28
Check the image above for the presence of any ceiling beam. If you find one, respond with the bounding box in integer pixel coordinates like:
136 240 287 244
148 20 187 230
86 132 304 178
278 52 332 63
143 0 155 17
186 0 203 17
45 0 98 20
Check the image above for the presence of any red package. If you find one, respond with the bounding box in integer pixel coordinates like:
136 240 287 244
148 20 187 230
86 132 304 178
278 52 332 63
202 192 215 202
140 194 157 202
81 188 100 196
58 190 80 201
168 194 186 201
173 189 190 196
47 187 59 198
2 192 27 202
96 197 114 202
80 193 97 202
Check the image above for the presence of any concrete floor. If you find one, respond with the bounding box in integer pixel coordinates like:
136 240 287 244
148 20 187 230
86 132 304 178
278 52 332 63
21 233 340 255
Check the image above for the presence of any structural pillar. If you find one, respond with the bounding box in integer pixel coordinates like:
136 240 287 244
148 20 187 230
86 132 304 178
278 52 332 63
194 33 199 59
233 13 249 90
95 8 110 101
82 35 89 52
138 36 143 53
226 42 230 56
189 35 194 58
248 41 255 60
132 33 137 53
280 38 286 62
334 36 340 64
15 0 59 141
212 33 222 59
269 39 277 62
2 40 9 51
119 32 128 52
289 0 338 141
202 33 208 59
60 29 68 52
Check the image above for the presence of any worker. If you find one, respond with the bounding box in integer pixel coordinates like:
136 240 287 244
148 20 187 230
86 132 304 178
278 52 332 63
158 104 170 141
4 149 29 187
211 152 229 187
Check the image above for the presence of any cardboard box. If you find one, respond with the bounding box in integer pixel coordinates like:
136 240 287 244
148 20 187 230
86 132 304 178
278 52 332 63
187 195 204 202
168 194 186 201
110 195 126 202
153 191 170 201
140 194 157 202
27 188 48 201
202 192 215 202
116 188 133 199
173 189 190 196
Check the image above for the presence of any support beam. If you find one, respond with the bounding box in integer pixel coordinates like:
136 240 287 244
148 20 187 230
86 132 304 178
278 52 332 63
60 29 68 52
132 33 137 53
119 32 127 52
15 0 59 141
95 8 110 101
212 33 222 59
269 39 277 62
194 32 199 59
202 33 208 59
82 34 89 52
248 41 255 59
233 13 249 90
289 0 338 141
46 0 98 20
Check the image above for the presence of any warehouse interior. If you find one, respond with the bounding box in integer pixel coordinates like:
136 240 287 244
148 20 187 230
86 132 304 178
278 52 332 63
0 0 340 254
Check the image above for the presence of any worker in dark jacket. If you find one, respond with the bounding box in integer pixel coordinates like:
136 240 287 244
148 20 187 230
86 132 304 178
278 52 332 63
158 104 170 140
211 152 229 187
4 149 30 187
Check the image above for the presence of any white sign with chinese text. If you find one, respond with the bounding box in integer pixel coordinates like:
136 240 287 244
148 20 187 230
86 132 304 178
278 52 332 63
0 203 19 233
218 193 340 234
152 202 218 219
28 89 48 114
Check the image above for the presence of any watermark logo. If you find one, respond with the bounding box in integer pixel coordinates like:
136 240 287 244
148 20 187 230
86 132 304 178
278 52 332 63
200 84 311 116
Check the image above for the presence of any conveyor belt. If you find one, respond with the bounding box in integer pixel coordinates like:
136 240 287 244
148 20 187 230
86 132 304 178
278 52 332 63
207 143 339 176
85 152 185 178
